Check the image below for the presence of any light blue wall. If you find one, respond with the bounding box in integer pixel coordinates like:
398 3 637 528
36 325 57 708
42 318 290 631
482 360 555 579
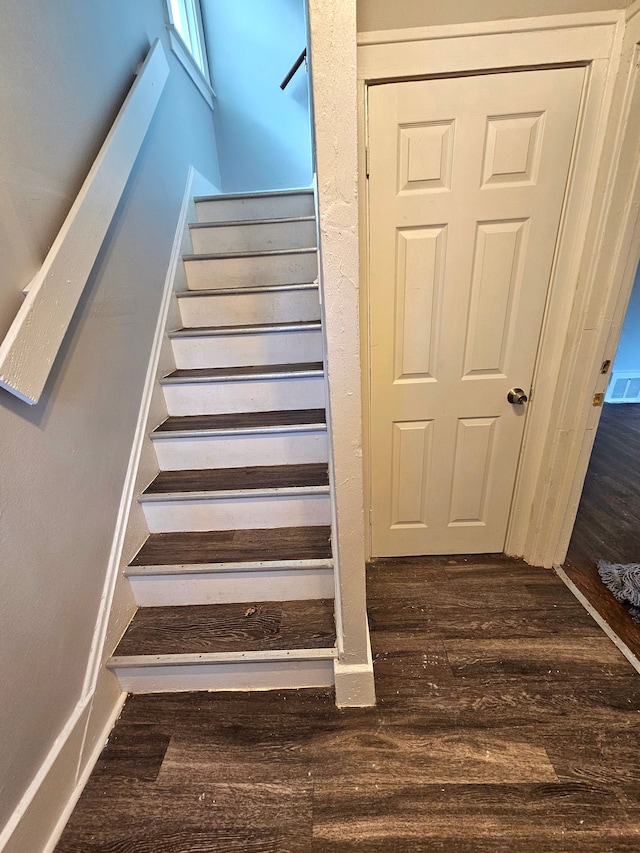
613 263 640 373
202 0 313 193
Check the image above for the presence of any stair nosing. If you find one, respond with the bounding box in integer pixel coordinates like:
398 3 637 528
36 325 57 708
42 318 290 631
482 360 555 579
139 485 331 503
194 189 314 203
151 422 327 440
108 647 338 669
160 365 324 385
125 558 334 577
190 215 315 230
176 282 318 298
183 247 317 262
169 320 321 339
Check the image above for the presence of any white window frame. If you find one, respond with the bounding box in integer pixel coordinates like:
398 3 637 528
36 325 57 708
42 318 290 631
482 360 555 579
165 0 216 109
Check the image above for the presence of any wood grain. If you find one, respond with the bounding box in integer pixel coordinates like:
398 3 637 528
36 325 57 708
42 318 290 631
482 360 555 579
114 600 336 656
57 556 640 852
143 463 329 495
129 525 332 566
154 409 326 433
563 403 640 659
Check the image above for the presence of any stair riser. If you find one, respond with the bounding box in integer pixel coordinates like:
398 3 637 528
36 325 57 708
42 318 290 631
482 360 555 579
184 251 317 291
195 193 315 223
170 329 323 370
152 429 328 470
128 568 335 606
111 658 335 693
141 492 331 532
178 287 321 327
162 376 325 416
191 219 316 254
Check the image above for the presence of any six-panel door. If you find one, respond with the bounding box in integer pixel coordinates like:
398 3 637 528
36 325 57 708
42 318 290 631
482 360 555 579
368 67 585 556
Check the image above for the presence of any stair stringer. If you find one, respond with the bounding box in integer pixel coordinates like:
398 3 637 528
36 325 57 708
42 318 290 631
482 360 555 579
91 167 218 697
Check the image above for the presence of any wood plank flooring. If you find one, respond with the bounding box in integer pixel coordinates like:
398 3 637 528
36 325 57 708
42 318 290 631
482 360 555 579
154 409 326 433
129 525 333 566
57 555 640 851
563 403 640 658
143 464 329 495
114 600 336 656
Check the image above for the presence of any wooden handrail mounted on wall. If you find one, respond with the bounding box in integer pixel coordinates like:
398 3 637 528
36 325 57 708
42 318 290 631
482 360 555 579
0 39 170 405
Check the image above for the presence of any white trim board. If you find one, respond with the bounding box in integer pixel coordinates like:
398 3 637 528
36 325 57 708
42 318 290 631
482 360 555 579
555 565 640 676
0 40 170 405
541 18 640 567
0 674 126 853
357 12 626 568
167 24 217 110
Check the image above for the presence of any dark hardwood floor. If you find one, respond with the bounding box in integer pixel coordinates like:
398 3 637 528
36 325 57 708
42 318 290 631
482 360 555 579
114 600 336 657
130 526 333 566
57 554 640 852
563 403 640 658
143 464 329 495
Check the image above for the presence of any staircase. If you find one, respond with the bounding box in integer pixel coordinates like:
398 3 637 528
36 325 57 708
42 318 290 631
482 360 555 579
108 189 338 693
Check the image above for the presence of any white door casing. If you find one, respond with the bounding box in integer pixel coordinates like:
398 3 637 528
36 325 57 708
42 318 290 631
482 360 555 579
368 66 585 556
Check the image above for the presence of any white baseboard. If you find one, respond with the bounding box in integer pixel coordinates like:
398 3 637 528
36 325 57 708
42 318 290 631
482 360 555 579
333 622 376 708
0 669 126 853
43 678 126 853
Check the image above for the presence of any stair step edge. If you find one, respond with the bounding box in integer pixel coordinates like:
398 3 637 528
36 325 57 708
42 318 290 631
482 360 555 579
176 282 319 298
161 367 324 385
139 485 331 503
151 423 327 440
108 647 338 669
183 247 317 262
169 321 321 339
190 215 315 229
125 558 334 577
194 189 314 203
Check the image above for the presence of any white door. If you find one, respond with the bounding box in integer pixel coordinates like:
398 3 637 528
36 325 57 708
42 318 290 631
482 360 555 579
368 67 584 557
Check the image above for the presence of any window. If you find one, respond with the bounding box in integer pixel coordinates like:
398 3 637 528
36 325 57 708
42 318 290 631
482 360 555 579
165 0 215 108
167 0 207 76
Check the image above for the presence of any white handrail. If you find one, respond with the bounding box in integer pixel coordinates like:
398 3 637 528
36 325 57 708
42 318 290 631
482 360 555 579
0 40 170 405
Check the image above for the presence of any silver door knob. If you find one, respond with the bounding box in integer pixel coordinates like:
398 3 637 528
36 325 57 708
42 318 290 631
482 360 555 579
507 388 528 405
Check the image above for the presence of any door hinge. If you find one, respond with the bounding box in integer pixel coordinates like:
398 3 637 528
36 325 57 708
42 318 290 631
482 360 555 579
593 392 605 407
365 144 370 179
600 359 612 374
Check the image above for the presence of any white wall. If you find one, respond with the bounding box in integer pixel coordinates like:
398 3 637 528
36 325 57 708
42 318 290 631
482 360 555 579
613 263 640 371
357 0 631 32
0 0 220 846
201 0 313 192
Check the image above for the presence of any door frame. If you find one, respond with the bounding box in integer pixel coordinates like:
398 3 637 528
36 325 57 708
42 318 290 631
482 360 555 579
357 10 626 565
